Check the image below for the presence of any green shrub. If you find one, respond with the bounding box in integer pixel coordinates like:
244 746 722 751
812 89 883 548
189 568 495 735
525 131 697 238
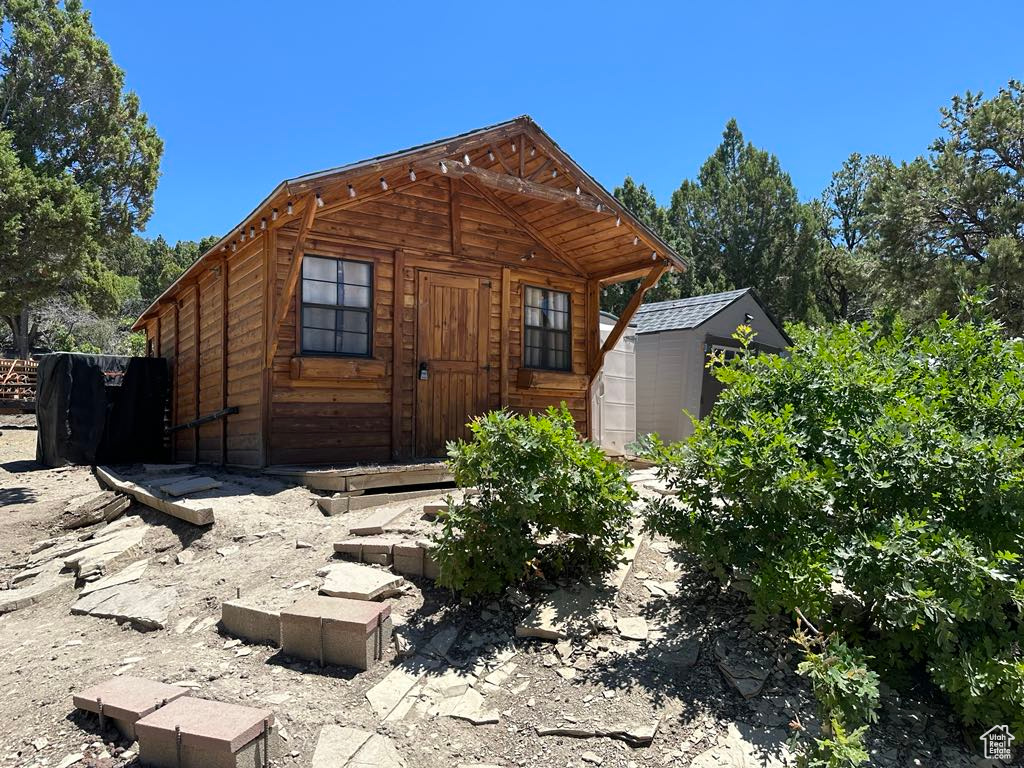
434 405 637 596
642 312 1024 735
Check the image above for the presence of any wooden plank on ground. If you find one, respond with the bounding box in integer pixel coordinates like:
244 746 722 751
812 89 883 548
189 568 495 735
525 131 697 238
94 466 215 526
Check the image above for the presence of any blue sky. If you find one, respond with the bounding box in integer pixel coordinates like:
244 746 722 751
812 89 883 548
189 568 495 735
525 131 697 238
88 1 1024 245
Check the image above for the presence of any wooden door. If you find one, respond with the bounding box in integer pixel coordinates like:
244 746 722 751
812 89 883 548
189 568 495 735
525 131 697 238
415 270 490 456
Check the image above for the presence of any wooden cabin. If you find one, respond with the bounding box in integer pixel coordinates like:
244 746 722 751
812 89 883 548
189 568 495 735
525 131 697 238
133 116 685 467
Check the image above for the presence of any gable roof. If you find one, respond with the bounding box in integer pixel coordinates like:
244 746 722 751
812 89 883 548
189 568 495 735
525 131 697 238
634 287 792 343
134 116 686 328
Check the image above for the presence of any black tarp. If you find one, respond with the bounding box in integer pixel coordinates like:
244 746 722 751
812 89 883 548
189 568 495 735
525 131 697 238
35 353 169 467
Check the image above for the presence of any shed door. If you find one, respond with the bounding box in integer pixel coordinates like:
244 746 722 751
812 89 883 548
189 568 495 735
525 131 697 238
415 270 490 457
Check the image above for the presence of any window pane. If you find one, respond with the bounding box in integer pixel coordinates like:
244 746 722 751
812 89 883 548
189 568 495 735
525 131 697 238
525 307 542 327
342 260 371 287
341 284 371 309
525 286 544 308
552 291 569 312
525 328 543 350
302 307 336 330
525 345 541 368
548 309 568 330
303 279 337 305
339 332 368 355
341 310 368 334
303 328 334 352
303 256 336 281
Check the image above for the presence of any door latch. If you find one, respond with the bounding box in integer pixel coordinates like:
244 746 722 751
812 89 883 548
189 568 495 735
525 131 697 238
418 362 429 380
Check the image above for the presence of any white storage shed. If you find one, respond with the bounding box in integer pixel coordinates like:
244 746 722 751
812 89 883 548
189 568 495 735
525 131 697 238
634 288 791 443
589 311 636 453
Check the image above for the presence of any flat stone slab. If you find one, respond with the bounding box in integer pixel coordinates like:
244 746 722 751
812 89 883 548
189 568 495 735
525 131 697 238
516 586 611 641
0 562 71 614
689 723 788 768
616 616 649 642
74 677 189 727
714 638 772 699
312 725 372 767
63 519 148 581
159 476 223 497
438 687 500 725
71 582 177 631
365 661 423 719
135 696 274 754
316 562 404 601
80 558 148 596
348 505 407 536
346 733 406 767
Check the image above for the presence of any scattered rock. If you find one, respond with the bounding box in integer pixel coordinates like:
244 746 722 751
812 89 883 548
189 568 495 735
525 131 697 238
615 616 649 642
688 723 788 768
176 550 196 565
582 751 603 765
714 638 772 699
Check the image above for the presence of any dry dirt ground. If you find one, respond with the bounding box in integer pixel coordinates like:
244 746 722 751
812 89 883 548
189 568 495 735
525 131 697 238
0 427 987 768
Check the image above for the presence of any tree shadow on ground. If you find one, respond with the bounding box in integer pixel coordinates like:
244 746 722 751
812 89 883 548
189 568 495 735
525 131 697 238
0 485 38 506
569 548 799 765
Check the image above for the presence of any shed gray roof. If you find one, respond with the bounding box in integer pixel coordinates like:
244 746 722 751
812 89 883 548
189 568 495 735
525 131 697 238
634 288 752 334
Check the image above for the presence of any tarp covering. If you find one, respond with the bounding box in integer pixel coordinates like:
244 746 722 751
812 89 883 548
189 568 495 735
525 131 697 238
35 353 169 467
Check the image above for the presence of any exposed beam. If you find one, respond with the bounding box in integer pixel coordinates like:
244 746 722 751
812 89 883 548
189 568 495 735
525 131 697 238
266 192 317 366
460 177 587 275
594 263 675 285
526 157 553 182
589 262 668 381
413 158 613 215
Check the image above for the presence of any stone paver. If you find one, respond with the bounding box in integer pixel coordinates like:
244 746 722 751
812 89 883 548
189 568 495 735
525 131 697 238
159 476 222 497
74 677 189 738
365 661 425 719
281 596 392 671
311 725 372 768
316 562 404 601
79 558 148 596
135 696 275 763
71 583 177 630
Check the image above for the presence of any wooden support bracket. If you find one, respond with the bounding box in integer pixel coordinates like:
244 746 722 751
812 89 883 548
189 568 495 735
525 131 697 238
266 192 317 366
589 262 668 381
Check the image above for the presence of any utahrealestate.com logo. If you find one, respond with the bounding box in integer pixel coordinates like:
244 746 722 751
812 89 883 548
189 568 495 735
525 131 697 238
981 725 1014 761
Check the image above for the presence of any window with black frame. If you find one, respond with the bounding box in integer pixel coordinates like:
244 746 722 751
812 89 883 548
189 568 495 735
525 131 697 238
300 255 372 356
523 285 571 370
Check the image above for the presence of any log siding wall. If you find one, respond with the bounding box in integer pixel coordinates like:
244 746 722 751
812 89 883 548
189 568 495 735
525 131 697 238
145 174 594 466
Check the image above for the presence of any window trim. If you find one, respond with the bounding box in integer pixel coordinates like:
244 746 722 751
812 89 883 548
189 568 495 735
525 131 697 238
521 284 573 372
299 254 374 358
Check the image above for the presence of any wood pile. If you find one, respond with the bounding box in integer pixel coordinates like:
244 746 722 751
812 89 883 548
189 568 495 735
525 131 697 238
0 358 36 401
